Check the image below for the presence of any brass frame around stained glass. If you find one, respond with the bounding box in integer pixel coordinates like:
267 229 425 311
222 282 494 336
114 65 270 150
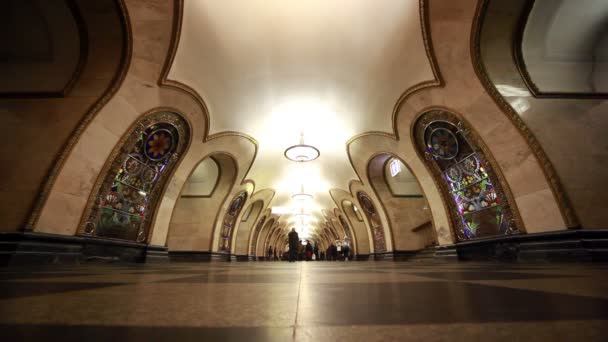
414 109 521 242
80 111 190 243
356 191 387 252
219 191 248 252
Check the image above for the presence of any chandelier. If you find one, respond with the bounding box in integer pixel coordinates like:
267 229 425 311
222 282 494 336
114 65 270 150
294 207 311 220
284 132 319 162
292 184 313 201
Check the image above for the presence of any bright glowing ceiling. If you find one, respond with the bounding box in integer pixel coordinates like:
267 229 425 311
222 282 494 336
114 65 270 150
169 0 434 234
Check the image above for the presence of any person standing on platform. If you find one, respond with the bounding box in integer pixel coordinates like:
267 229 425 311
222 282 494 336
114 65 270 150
313 243 319 261
305 241 313 261
267 246 273 261
342 242 350 261
288 228 299 262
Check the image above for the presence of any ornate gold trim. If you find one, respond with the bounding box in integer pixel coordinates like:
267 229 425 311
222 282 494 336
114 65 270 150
76 107 192 243
471 0 579 227
25 0 132 231
411 107 525 241
159 0 259 186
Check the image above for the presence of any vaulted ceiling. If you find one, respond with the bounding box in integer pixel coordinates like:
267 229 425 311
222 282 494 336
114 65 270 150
168 0 434 234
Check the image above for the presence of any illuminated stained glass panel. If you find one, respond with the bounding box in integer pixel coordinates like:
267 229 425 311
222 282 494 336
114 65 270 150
220 191 247 252
83 112 189 242
416 113 517 242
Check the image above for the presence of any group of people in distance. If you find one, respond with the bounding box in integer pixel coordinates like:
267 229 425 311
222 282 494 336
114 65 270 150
269 227 352 262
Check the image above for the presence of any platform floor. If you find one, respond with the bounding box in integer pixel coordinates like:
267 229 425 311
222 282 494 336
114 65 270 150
1 261 607 341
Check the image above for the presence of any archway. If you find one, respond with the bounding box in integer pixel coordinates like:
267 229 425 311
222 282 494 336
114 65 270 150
413 109 521 241
80 111 190 243
218 191 248 252
356 191 388 253
167 153 237 251
367 154 436 251
233 200 264 256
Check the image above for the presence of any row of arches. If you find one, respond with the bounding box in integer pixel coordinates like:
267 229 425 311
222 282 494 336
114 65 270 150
8 0 599 263
48 101 519 259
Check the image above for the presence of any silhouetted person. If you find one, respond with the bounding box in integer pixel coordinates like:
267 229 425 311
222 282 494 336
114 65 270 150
342 243 350 261
330 244 338 261
305 241 313 261
267 246 273 260
313 244 319 261
288 228 299 262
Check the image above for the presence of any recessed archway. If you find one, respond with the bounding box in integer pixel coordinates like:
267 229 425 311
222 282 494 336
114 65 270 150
167 153 238 251
367 153 436 251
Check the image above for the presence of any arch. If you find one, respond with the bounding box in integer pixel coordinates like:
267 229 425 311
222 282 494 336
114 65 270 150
0 0 85 96
254 217 276 257
180 157 219 197
3 0 128 234
337 213 358 255
232 200 263 256
516 0 608 96
234 189 274 255
340 198 371 255
412 109 522 241
356 191 388 253
367 153 435 251
79 110 189 242
249 214 269 256
167 153 237 251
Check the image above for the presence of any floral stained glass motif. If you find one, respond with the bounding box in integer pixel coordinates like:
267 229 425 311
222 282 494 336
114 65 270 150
427 127 459 160
220 192 247 252
416 112 517 242
83 112 189 242
357 192 386 252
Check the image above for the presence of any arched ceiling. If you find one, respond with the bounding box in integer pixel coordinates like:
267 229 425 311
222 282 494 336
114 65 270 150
169 0 434 235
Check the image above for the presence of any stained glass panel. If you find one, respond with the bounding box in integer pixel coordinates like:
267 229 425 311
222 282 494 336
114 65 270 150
83 112 189 242
415 112 518 242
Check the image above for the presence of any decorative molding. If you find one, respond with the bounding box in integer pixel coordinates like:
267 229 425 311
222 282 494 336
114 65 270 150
77 109 191 243
412 108 524 242
159 0 259 186
471 0 580 228
25 0 132 232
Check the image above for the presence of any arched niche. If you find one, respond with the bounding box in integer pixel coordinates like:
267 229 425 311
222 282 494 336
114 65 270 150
337 214 357 254
80 111 190 243
518 0 608 95
413 110 522 241
218 191 248 252
249 215 267 256
180 158 219 197
167 153 237 251
233 200 264 256
254 218 275 257
368 153 436 251
341 200 371 254
356 191 388 253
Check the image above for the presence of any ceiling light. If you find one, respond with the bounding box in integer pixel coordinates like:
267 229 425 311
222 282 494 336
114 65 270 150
284 132 319 162
292 193 313 201
292 184 313 201
295 213 311 220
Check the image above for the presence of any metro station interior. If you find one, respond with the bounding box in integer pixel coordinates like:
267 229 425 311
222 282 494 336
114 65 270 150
1 0 607 340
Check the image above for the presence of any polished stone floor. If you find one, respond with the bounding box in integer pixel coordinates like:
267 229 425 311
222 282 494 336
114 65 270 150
1 261 607 341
